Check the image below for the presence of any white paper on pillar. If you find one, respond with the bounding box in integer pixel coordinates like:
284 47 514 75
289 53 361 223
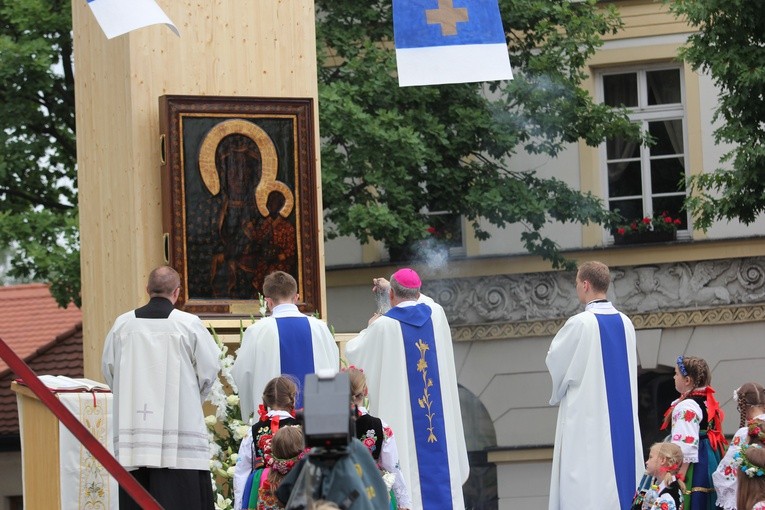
85 0 179 39
58 392 118 509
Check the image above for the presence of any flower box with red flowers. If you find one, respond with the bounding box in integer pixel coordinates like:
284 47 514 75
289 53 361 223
613 212 681 245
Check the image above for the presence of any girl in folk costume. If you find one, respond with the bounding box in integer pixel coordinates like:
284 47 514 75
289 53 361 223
346 366 411 510
714 383 765 509
640 442 687 510
735 419 765 510
258 425 306 510
234 376 300 510
661 356 727 510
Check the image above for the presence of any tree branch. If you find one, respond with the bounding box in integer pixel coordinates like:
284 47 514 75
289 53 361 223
1 186 75 211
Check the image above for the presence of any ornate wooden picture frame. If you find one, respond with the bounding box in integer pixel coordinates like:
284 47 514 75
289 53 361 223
159 95 321 316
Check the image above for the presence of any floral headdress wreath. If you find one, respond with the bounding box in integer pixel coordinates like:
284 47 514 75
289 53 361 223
265 448 308 475
676 356 688 377
748 420 765 444
735 443 765 478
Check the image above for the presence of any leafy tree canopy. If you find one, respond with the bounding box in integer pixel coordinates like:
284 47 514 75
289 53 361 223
0 0 79 306
0 0 645 308
316 0 642 268
670 0 765 229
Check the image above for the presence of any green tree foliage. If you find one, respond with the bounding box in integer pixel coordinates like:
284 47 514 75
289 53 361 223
0 0 643 307
316 0 642 268
670 0 765 229
0 0 79 306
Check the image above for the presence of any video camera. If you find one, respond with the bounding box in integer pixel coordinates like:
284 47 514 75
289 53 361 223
300 370 354 452
279 371 389 510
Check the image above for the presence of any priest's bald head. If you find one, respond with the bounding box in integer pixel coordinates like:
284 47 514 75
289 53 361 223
147 265 181 303
389 267 421 305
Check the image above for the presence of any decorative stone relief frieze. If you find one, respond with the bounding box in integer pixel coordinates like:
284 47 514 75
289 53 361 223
422 257 765 340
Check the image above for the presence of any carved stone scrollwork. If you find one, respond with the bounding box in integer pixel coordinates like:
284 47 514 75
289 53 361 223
423 257 765 341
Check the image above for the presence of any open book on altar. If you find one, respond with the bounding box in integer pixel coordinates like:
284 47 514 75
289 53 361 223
27 375 111 392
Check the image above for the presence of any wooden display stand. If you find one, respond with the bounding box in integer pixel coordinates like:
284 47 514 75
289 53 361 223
12 381 116 509
12 383 62 508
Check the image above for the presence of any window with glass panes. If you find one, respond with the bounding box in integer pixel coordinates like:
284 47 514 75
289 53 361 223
599 66 689 237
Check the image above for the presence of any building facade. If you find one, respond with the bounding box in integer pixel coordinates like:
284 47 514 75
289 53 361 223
324 2 765 508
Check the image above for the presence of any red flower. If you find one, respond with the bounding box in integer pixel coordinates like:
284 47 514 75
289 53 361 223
664 216 673 223
724 465 734 476
642 217 652 224
683 409 697 422
426 226 437 235
684 436 695 444
660 502 669 510
363 437 376 449
630 222 638 230
617 227 626 236
734 436 742 445
674 219 682 225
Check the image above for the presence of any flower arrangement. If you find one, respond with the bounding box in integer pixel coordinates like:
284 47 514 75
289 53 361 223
425 213 462 248
734 444 765 478
613 211 682 238
205 323 252 510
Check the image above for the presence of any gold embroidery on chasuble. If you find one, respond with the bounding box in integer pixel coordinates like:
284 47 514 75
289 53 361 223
79 396 110 507
415 339 438 443
425 0 469 36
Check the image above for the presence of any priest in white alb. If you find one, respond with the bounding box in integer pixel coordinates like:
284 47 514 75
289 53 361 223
102 266 221 510
345 268 469 510
545 261 643 510
232 270 339 421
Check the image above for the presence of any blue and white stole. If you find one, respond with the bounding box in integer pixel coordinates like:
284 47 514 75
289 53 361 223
592 306 637 510
386 303 453 510
275 317 314 409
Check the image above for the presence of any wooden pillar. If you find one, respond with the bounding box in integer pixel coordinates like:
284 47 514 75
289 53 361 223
72 1 325 379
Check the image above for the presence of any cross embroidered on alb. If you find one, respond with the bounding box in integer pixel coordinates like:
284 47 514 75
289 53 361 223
137 403 153 421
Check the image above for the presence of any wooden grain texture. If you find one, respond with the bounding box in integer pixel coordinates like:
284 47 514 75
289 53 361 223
72 0 325 379
14 384 61 508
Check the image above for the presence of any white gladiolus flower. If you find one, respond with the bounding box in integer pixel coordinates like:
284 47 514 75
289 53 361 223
205 415 218 427
382 471 396 490
215 493 232 510
234 424 251 441
226 394 240 406
209 441 222 458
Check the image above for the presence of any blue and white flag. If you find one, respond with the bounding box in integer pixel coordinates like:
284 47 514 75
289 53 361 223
86 0 179 39
393 0 513 87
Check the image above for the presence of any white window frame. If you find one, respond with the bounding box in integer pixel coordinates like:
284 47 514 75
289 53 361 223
596 63 691 242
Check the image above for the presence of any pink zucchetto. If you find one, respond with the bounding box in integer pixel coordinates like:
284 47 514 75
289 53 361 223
392 268 422 289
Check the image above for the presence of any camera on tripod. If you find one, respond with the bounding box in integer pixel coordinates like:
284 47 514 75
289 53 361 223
278 370 389 510
300 370 355 452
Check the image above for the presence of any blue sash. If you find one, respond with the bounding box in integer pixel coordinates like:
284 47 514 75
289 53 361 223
386 304 452 510
596 313 637 510
276 317 314 409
